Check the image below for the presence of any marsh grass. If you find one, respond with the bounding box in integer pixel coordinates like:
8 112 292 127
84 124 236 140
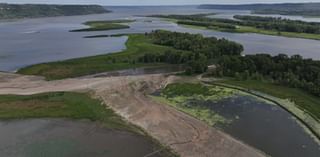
152 83 238 126
18 34 183 80
0 92 135 131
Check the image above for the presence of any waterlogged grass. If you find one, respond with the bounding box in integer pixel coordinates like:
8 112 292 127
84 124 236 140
18 34 182 80
153 83 238 126
0 92 135 131
151 96 228 126
70 20 133 32
163 83 236 100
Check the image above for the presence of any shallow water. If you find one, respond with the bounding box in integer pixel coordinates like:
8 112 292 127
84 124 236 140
0 119 165 157
1 6 320 71
199 95 320 157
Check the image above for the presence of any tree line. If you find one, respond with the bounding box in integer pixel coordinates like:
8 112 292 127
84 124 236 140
234 15 320 34
199 3 320 17
135 30 320 98
150 14 238 30
215 54 320 97
138 30 243 74
0 3 109 19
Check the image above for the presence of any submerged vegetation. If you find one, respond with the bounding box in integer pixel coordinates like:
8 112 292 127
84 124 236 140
152 83 237 126
70 20 133 32
153 14 320 40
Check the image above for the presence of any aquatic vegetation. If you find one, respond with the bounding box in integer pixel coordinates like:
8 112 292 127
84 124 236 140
152 83 239 126
151 96 228 126
163 83 236 99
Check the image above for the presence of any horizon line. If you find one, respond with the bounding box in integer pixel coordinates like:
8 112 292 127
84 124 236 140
1 2 320 6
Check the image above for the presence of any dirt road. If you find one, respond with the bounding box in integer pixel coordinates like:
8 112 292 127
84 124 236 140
0 72 266 157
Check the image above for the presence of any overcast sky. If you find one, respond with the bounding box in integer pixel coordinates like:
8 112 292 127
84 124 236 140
0 0 319 6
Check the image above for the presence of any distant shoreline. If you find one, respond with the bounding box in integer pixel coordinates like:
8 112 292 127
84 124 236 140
0 3 110 21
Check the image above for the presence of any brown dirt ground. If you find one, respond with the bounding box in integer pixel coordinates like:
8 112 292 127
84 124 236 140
0 72 266 157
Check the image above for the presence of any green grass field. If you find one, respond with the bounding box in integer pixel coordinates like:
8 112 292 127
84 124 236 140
18 34 183 80
219 79 320 120
70 20 132 32
0 92 136 131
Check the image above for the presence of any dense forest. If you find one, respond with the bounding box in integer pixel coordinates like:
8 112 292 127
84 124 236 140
139 30 243 73
215 54 320 97
199 3 320 16
142 30 320 97
234 15 320 34
0 3 109 19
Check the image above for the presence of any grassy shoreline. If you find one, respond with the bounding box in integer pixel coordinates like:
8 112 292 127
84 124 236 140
0 92 178 157
0 92 136 131
17 34 181 80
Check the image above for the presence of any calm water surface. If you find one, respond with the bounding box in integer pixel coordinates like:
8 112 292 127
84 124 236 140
200 95 320 157
0 119 165 157
1 6 320 71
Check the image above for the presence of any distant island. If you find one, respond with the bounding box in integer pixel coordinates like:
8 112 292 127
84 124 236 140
151 14 320 40
70 20 134 32
0 3 109 20
199 3 320 17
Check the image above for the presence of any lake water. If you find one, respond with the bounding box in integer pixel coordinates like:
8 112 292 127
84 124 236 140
0 119 167 157
1 5 320 71
199 95 320 157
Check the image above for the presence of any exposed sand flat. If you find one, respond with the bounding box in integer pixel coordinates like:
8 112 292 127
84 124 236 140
0 72 266 157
